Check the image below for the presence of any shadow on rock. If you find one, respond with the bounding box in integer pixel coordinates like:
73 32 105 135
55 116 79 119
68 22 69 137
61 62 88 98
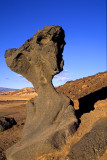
76 87 107 118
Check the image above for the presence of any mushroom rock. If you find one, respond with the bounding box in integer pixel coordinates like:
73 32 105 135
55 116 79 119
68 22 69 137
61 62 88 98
5 25 78 160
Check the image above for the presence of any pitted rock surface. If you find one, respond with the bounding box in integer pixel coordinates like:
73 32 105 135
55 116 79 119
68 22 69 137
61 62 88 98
66 118 107 160
5 25 78 160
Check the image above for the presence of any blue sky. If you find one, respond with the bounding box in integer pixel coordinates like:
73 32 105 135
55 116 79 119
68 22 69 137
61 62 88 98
0 0 106 89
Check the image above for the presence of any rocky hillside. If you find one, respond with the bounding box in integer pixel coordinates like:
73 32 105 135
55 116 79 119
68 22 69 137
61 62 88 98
56 71 107 118
0 87 36 96
56 71 107 100
0 87 18 92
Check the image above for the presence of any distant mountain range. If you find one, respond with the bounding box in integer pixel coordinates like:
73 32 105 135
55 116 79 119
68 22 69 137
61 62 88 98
0 87 19 92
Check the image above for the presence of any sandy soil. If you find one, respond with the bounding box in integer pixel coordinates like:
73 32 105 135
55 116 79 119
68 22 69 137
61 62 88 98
0 101 26 160
0 95 35 101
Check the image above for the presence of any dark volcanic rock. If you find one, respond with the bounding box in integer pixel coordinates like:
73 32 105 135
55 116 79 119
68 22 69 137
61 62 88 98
66 118 107 160
0 117 17 132
5 25 78 160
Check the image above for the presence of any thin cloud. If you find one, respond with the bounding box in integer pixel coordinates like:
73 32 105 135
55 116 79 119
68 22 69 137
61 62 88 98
25 80 31 84
53 69 71 82
59 69 68 76
17 75 25 81
3 77 9 80
17 71 71 83
53 76 71 82
17 74 31 84
17 75 23 78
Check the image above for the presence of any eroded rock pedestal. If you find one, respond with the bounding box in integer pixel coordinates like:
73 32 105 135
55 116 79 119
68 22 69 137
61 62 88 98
5 26 78 160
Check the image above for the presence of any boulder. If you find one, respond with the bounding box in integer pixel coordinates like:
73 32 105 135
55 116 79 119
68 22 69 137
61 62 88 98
0 117 16 132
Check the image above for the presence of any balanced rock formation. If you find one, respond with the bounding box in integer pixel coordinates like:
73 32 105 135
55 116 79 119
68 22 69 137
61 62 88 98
5 25 78 160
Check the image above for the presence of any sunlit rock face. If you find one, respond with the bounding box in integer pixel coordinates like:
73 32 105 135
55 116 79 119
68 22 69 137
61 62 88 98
5 25 78 160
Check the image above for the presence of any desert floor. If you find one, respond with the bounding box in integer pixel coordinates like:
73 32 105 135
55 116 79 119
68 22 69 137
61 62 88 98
0 98 107 160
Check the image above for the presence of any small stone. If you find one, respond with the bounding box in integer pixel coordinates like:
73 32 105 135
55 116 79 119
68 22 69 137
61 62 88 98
82 84 87 89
